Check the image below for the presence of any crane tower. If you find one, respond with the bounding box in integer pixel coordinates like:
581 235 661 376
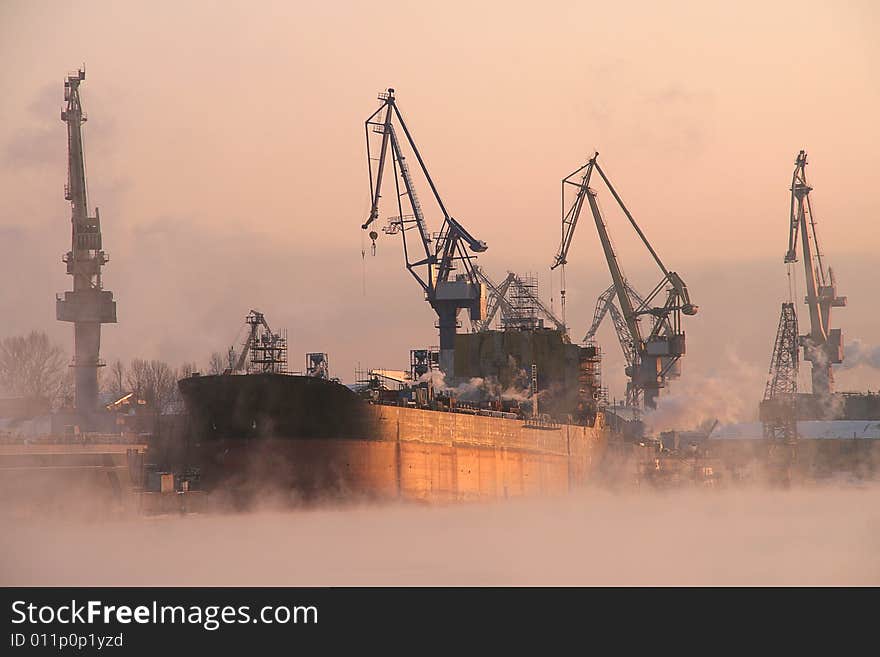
784 151 846 400
55 69 117 423
760 302 799 443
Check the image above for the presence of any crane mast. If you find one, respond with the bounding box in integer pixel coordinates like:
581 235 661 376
55 69 116 422
784 151 845 399
363 89 487 378
551 153 697 408
760 302 799 444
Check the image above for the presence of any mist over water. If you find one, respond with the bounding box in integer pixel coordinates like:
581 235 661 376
3 485 879 586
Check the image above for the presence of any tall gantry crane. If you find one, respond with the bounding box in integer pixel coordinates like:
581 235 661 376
362 89 487 377
784 151 846 400
55 69 117 421
551 153 697 408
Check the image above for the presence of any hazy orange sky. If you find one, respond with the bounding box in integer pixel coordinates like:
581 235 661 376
1 0 878 416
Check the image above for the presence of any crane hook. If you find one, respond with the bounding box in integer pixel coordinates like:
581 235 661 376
369 230 378 256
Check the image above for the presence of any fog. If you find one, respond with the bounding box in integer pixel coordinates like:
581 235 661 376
3 486 879 586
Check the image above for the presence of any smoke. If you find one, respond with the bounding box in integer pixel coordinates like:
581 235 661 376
842 339 880 371
418 368 535 403
643 351 765 433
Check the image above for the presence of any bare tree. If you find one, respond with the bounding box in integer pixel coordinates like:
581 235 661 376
104 359 126 400
58 367 75 409
126 359 177 413
0 331 68 406
125 358 179 436
179 361 198 378
126 358 151 403
208 351 228 375
149 361 177 414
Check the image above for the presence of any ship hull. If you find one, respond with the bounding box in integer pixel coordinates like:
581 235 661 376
179 374 608 503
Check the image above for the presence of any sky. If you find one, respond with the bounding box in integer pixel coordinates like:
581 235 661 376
0 0 878 417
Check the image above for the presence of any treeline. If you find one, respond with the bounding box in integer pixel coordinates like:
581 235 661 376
0 331 71 408
0 330 224 413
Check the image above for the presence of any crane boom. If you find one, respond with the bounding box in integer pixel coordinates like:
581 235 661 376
363 101 393 230
585 185 643 346
472 270 517 332
552 161 594 270
584 286 614 343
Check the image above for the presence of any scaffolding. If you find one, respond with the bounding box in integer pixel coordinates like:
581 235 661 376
501 273 543 330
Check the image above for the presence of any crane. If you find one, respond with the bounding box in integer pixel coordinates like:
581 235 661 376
551 153 697 408
784 151 846 400
55 68 117 420
471 267 566 333
362 89 487 378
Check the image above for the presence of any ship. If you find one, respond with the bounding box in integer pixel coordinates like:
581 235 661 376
178 311 610 504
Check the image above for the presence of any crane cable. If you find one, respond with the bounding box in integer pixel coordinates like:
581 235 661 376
361 229 366 297
360 195 373 297
560 263 566 331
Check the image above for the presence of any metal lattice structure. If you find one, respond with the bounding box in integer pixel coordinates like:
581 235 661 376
760 302 799 443
55 68 117 421
471 267 565 333
227 310 287 375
